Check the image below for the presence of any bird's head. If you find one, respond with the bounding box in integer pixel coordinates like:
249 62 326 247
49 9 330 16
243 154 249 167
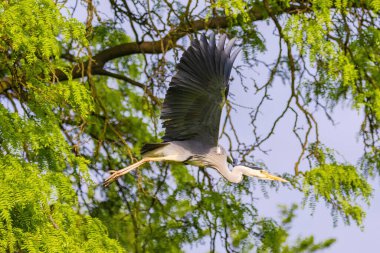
245 166 288 182
231 162 288 183
222 154 288 183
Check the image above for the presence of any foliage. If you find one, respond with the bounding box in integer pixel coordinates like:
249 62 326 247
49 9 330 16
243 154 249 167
0 0 379 252
211 0 250 20
0 0 120 252
257 205 336 253
302 143 372 226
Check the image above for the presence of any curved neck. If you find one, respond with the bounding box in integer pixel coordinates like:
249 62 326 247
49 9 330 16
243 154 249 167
213 164 248 183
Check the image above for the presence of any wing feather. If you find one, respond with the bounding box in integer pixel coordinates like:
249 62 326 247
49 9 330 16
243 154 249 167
161 33 240 146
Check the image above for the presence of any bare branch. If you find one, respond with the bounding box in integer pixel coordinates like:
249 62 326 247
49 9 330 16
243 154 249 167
0 1 371 94
96 69 161 105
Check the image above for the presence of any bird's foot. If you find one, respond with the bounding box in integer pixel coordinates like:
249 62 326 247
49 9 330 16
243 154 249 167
103 170 122 187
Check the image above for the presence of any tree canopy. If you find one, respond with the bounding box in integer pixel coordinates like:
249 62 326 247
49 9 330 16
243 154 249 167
0 0 379 252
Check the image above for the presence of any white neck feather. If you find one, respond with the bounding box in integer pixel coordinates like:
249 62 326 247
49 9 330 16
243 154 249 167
214 164 260 183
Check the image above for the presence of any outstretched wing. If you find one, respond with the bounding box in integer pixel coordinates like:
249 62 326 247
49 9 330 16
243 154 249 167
161 33 240 146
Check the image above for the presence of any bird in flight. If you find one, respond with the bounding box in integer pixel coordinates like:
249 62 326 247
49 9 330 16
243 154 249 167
104 33 287 186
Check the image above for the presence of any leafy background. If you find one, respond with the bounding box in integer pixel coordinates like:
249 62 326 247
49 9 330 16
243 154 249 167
0 0 379 252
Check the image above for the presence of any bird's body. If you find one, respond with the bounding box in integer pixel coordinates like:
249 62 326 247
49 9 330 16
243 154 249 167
141 140 228 171
104 33 287 186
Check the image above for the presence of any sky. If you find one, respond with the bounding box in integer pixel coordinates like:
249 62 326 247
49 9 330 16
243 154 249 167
222 20 380 253
67 1 380 252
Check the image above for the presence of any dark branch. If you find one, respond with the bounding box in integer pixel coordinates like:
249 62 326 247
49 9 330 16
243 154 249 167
0 77 13 93
0 1 372 95
54 3 287 81
96 69 161 105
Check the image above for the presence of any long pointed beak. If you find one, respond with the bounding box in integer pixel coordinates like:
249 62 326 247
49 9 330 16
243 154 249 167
261 171 288 182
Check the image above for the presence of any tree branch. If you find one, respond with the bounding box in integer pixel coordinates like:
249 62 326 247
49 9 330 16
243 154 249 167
0 77 13 93
96 69 161 105
55 3 282 81
0 1 372 95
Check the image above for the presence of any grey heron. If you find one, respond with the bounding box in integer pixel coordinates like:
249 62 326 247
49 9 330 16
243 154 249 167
104 33 287 186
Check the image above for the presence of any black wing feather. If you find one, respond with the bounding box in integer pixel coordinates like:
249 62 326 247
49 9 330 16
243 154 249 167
161 33 240 146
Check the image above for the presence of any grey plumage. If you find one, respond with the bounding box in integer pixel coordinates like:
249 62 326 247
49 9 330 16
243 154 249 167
160 33 240 146
104 33 288 187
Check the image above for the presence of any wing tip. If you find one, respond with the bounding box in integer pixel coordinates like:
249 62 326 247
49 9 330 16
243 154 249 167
192 33 240 59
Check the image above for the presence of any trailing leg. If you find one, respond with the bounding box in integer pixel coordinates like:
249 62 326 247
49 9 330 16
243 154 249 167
103 157 166 186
